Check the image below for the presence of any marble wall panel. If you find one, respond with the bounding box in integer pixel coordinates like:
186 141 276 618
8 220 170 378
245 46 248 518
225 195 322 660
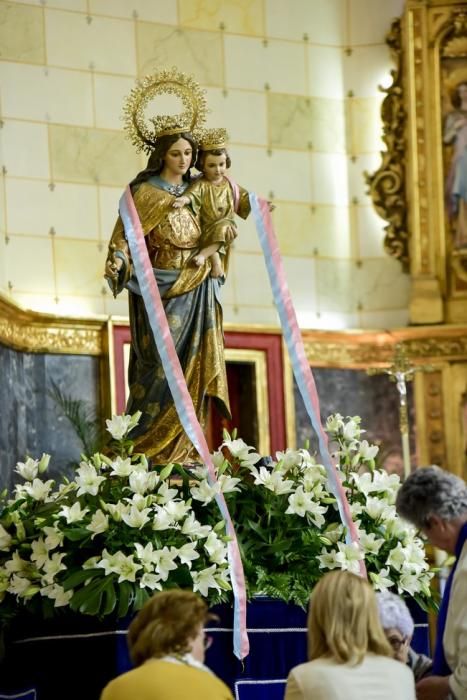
0 2 45 64
205 88 268 146
343 45 393 98
232 252 273 307
224 35 306 94
315 258 360 313
232 146 312 203
307 45 345 99
53 238 106 296
93 74 135 130
348 0 405 45
355 258 411 311
45 9 136 75
90 0 178 24
98 186 124 240
347 97 383 155
347 153 380 203
0 344 101 492
283 256 317 313
266 0 345 45
310 152 349 206
268 93 345 152
0 63 93 126
273 203 351 258
1 121 50 180
6 179 99 239
136 22 223 85
48 125 142 186
356 205 386 258
179 0 264 36
5 235 54 294
223 303 278 327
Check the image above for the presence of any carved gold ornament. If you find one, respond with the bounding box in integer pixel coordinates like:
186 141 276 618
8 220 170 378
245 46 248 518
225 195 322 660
123 68 209 155
365 19 409 271
195 127 229 151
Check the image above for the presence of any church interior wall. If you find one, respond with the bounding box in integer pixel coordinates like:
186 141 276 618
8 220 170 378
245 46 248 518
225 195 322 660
0 0 409 331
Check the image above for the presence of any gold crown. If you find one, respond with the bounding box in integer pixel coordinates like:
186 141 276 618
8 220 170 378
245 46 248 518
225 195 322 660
195 127 229 151
123 68 208 155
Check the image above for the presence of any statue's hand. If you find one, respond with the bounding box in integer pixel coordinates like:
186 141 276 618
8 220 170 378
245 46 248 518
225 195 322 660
105 255 123 279
224 226 238 244
192 254 205 267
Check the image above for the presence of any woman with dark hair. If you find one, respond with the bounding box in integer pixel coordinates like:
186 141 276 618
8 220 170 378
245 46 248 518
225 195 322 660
105 128 231 464
100 590 232 700
285 571 415 700
396 465 467 700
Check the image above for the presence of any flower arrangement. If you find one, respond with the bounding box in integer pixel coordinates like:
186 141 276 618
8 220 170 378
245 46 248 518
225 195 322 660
0 412 433 626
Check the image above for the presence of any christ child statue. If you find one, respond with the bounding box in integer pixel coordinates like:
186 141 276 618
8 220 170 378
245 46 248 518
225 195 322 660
172 129 251 278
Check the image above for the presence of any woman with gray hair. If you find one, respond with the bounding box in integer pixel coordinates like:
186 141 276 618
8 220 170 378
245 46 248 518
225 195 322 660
376 591 432 681
396 465 467 700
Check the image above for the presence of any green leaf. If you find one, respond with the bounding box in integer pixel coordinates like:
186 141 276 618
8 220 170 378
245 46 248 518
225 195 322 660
134 586 150 611
159 463 174 481
101 580 117 616
62 527 90 542
117 580 134 618
62 568 102 591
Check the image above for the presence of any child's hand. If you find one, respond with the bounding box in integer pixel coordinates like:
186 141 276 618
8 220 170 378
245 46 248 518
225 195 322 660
267 201 276 212
173 196 189 209
193 254 205 267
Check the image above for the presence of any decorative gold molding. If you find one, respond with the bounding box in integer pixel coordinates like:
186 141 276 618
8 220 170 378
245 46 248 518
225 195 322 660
0 294 105 356
365 18 409 272
301 326 467 367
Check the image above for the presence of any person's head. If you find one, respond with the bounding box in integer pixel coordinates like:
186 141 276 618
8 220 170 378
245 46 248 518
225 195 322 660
395 465 467 553
128 589 214 666
308 570 393 665
376 591 414 663
196 148 231 182
148 132 197 179
451 81 467 109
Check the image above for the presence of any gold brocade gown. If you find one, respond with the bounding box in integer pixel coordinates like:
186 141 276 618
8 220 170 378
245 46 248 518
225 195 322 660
106 181 231 464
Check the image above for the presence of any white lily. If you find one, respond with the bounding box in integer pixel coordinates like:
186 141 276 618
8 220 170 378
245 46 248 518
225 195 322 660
152 507 174 531
316 547 343 570
152 546 178 581
128 470 158 495
30 538 49 569
75 462 105 497
286 487 327 525
109 456 133 477
218 474 241 494
103 502 130 522
40 583 73 607
4 551 28 574
15 457 39 481
364 496 392 521
204 532 228 565
164 499 192 521
156 481 179 505
358 531 385 555
140 573 162 591
181 513 211 539
369 567 394 591
105 412 141 440
191 480 220 505
41 552 67 584
87 509 110 538
398 572 422 596
43 526 64 550
336 542 364 574
23 478 54 501
176 542 200 569
325 413 344 433
58 502 89 524
134 542 157 571
221 438 261 467
8 574 32 597
121 505 151 529
251 467 294 495
0 524 12 550
112 552 143 583
386 542 407 572
358 440 379 462
191 564 222 596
